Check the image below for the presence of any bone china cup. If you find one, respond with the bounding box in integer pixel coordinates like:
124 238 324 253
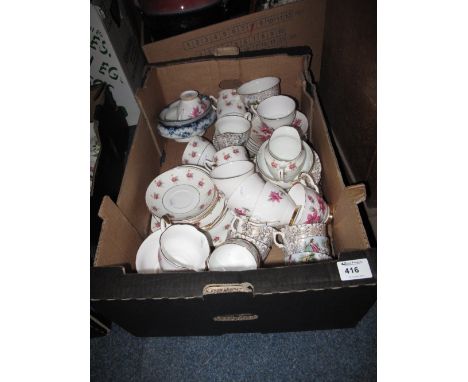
210 89 248 118
182 136 216 167
255 95 296 130
208 145 249 169
288 182 331 224
226 173 265 215
177 90 205 120
210 160 255 198
251 181 297 227
207 238 260 271
273 223 332 264
158 224 210 271
237 76 280 106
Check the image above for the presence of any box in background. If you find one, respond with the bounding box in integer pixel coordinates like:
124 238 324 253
90 0 146 126
141 0 327 81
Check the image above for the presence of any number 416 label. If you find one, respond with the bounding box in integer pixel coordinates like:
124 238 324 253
337 259 373 281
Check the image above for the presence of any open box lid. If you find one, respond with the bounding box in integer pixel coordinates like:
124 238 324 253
140 0 327 81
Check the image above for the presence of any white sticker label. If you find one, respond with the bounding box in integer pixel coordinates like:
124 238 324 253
337 259 373 281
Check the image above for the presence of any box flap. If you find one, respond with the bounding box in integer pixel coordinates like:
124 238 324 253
142 0 326 81
94 196 143 269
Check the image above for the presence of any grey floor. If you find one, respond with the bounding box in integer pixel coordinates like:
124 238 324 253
91 303 376 382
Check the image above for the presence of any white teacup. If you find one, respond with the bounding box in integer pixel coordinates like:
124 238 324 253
264 126 305 181
177 90 206 120
158 223 210 272
250 181 298 227
213 115 252 150
210 89 249 118
207 238 260 271
182 136 216 167
210 160 255 199
208 145 249 169
288 181 331 224
227 173 265 216
253 95 296 130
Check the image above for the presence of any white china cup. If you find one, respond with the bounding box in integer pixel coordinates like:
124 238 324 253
210 89 248 118
253 95 296 130
288 181 331 224
182 136 216 167
210 160 255 198
250 181 298 227
226 173 265 216
207 238 260 271
177 90 205 120
237 76 280 106
158 223 210 272
207 145 249 169
264 126 305 181
215 115 251 134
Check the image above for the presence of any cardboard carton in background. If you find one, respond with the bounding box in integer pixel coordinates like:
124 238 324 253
142 0 327 81
90 0 146 126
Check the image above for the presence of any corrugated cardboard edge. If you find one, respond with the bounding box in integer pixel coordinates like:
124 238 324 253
94 196 143 269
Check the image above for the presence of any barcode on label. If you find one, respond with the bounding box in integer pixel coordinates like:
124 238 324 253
337 259 373 281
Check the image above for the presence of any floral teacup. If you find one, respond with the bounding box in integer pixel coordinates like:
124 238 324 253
182 136 216 168
273 223 332 264
208 146 249 169
210 89 249 118
177 90 206 120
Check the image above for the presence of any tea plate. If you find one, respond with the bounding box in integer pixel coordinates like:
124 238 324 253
146 166 217 221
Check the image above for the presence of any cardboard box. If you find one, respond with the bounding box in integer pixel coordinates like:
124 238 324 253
90 49 376 336
90 0 146 125
141 0 327 81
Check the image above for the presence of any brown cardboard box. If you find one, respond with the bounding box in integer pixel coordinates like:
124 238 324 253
91 50 375 336
141 0 327 81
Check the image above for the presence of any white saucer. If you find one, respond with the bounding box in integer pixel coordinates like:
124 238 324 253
136 230 162 274
150 215 161 232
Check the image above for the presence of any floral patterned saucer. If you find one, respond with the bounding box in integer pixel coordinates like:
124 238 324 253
145 166 217 221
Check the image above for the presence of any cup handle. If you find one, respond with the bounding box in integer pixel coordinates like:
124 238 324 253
249 104 259 116
299 172 320 193
204 160 214 171
209 95 218 110
160 215 171 232
229 216 241 233
243 111 252 121
273 232 285 248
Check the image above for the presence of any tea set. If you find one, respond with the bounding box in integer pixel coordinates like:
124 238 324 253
136 76 333 274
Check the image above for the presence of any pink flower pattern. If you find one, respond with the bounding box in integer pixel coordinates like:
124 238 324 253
305 209 320 224
186 171 193 178
268 191 283 203
271 161 278 168
317 197 326 214
190 106 202 118
198 180 205 187
292 118 302 129
310 240 320 253
233 148 240 154
213 236 220 242
152 193 159 200
222 94 228 100
191 151 197 158
234 208 247 216
207 189 212 196
224 154 231 160
156 180 163 187
192 141 198 147
171 176 178 183
226 101 232 106
224 224 231 230
288 163 297 170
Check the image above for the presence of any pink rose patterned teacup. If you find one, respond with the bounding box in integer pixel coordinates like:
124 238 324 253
177 90 206 120
264 126 306 182
288 181 331 224
250 181 298 227
182 136 216 168
252 95 296 130
210 89 249 118
207 145 249 169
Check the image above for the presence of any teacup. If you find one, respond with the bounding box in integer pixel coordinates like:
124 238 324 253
210 160 255 198
177 90 206 120
250 181 298 227
182 136 216 167
237 77 280 106
273 223 332 264
158 223 210 272
227 173 265 215
253 95 296 130
213 115 251 150
210 89 249 118
228 216 276 261
207 238 260 271
264 126 305 181
288 179 331 224
207 145 249 169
